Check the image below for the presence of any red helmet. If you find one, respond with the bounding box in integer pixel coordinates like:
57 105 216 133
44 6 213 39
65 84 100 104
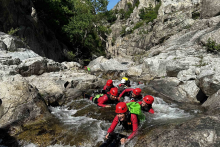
106 80 113 86
143 95 154 104
115 102 128 113
110 87 118 96
133 88 141 96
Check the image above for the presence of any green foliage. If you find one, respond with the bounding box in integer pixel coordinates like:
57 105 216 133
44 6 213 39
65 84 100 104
119 9 125 19
183 24 192 29
102 10 117 24
120 26 133 37
119 0 140 20
192 11 200 20
135 0 140 7
120 26 127 37
120 21 146 37
111 37 116 46
67 51 76 61
8 27 19 35
33 0 109 61
133 21 144 30
139 2 161 24
205 38 220 53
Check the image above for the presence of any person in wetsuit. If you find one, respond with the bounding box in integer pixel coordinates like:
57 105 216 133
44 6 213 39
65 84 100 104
102 79 115 95
118 88 142 102
138 95 154 114
100 102 139 147
117 77 131 94
84 87 120 108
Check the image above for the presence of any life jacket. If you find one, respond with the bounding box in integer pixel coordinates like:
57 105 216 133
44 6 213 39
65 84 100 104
93 94 118 104
119 112 133 131
92 94 104 103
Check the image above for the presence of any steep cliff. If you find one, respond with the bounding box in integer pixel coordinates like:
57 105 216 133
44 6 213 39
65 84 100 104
106 0 219 58
0 0 68 62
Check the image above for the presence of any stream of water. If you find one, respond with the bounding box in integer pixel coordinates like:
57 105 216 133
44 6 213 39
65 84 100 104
22 80 195 147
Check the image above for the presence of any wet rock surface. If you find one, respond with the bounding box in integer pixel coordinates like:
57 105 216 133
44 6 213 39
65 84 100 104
136 115 220 147
1 0 220 146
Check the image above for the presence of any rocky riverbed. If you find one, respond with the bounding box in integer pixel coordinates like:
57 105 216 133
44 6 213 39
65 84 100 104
1 0 220 146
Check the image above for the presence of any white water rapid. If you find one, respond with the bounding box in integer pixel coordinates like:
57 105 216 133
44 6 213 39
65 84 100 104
23 80 192 147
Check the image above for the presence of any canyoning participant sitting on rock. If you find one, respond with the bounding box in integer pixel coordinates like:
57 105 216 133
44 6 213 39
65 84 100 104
100 102 145 147
102 79 115 95
84 87 119 108
138 95 154 114
118 88 142 102
117 77 131 94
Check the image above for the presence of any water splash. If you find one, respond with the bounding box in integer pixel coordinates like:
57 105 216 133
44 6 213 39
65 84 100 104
152 97 191 120
23 80 193 147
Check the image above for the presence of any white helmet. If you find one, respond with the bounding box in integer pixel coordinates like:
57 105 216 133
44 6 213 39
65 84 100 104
121 79 126 84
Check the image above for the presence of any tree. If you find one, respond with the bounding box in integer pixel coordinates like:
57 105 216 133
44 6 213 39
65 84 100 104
63 0 109 57
33 0 109 60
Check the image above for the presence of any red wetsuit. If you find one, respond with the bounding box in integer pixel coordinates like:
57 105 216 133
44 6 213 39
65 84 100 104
90 94 119 107
119 88 142 102
103 85 115 95
107 114 138 139
138 101 154 114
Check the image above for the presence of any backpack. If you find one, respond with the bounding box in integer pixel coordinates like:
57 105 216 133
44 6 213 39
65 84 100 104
93 94 104 102
126 102 145 123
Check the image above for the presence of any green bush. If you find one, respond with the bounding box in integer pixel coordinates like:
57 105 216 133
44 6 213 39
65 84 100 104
120 26 127 37
67 51 76 61
120 26 133 37
8 27 19 35
103 10 117 24
133 21 144 30
192 11 200 20
112 37 116 46
205 38 220 53
33 0 109 60
119 9 125 19
139 2 161 24
119 0 140 20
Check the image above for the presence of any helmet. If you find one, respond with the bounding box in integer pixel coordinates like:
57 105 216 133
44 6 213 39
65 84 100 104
106 80 113 86
110 87 118 96
121 79 126 84
133 88 141 96
143 95 154 104
122 77 129 81
115 102 128 113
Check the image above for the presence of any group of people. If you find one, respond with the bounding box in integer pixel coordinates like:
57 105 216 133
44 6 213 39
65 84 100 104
83 77 155 147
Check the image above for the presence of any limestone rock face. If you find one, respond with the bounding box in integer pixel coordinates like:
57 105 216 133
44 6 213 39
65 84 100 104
0 40 7 50
87 56 134 72
0 75 49 128
202 89 220 113
200 28 220 45
136 115 220 147
107 0 201 58
158 0 201 17
1 35 26 52
201 0 220 19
